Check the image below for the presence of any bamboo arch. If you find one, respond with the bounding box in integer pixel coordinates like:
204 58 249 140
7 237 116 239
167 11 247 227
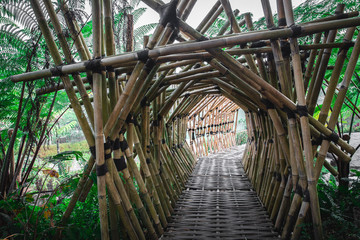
10 0 360 239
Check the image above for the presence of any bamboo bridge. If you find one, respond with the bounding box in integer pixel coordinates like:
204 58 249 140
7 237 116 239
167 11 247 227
162 146 279 239
9 0 360 239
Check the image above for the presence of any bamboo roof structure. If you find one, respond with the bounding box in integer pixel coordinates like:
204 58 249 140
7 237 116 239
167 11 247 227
8 0 360 239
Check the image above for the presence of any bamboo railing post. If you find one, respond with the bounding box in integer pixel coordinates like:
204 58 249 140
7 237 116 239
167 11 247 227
103 143 144 240
120 133 168 229
163 135 187 187
150 115 173 219
103 0 118 109
160 143 182 195
129 127 167 228
110 139 159 239
270 137 289 220
283 1 346 239
265 134 279 210
158 139 178 205
119 143 160 238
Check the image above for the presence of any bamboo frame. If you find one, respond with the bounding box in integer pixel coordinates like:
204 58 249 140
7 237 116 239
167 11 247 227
7 0 360 239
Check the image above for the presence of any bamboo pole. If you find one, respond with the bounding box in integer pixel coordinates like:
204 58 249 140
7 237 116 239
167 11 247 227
220 0 259 75
11 17 360 83
317 27 356 124
306 4 344 115
29 0 99 234
43 0 94 127
59 0 91 61
283 1 324 238
91 0 109 238
297 30 360 239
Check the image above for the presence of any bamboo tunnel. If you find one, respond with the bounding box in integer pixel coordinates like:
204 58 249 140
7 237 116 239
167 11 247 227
8 0 360 239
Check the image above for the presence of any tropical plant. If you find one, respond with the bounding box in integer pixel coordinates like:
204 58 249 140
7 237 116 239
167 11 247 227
236 130 248 145
0 152 100 239
81 0 157 54
0 0 156 199
300 169 360 240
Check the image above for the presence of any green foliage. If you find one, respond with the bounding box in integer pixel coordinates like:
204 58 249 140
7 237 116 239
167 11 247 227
294 0 360 24
38 140 89 159
0 176 101 239
0 150 100 239
205 11 228 37
236 130 248 145
81 6 157 54
300 169 360 239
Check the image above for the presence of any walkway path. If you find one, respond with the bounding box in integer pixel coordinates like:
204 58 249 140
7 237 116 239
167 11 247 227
162 146 279 239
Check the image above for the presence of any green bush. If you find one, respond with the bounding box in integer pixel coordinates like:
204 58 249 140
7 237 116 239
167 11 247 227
300 169 360 240
235 131 248 145
0 151 101 240
0 175 101 240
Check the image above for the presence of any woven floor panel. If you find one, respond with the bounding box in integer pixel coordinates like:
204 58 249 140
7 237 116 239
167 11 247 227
162 146 279 239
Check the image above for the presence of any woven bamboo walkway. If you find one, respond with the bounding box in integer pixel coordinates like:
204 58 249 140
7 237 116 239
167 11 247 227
162 146 279 239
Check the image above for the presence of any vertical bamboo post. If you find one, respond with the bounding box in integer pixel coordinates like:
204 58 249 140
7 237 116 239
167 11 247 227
91 0 109 238
29 0 98 232
114 133 162 238
103 0 117 109
283 1 325 238
303 33 321 91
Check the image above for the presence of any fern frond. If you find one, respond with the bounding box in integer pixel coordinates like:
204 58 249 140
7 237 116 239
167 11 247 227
1 0 38 31
131 7 146 24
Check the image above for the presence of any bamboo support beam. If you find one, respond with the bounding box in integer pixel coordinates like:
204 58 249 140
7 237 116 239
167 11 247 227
11 17 360 83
